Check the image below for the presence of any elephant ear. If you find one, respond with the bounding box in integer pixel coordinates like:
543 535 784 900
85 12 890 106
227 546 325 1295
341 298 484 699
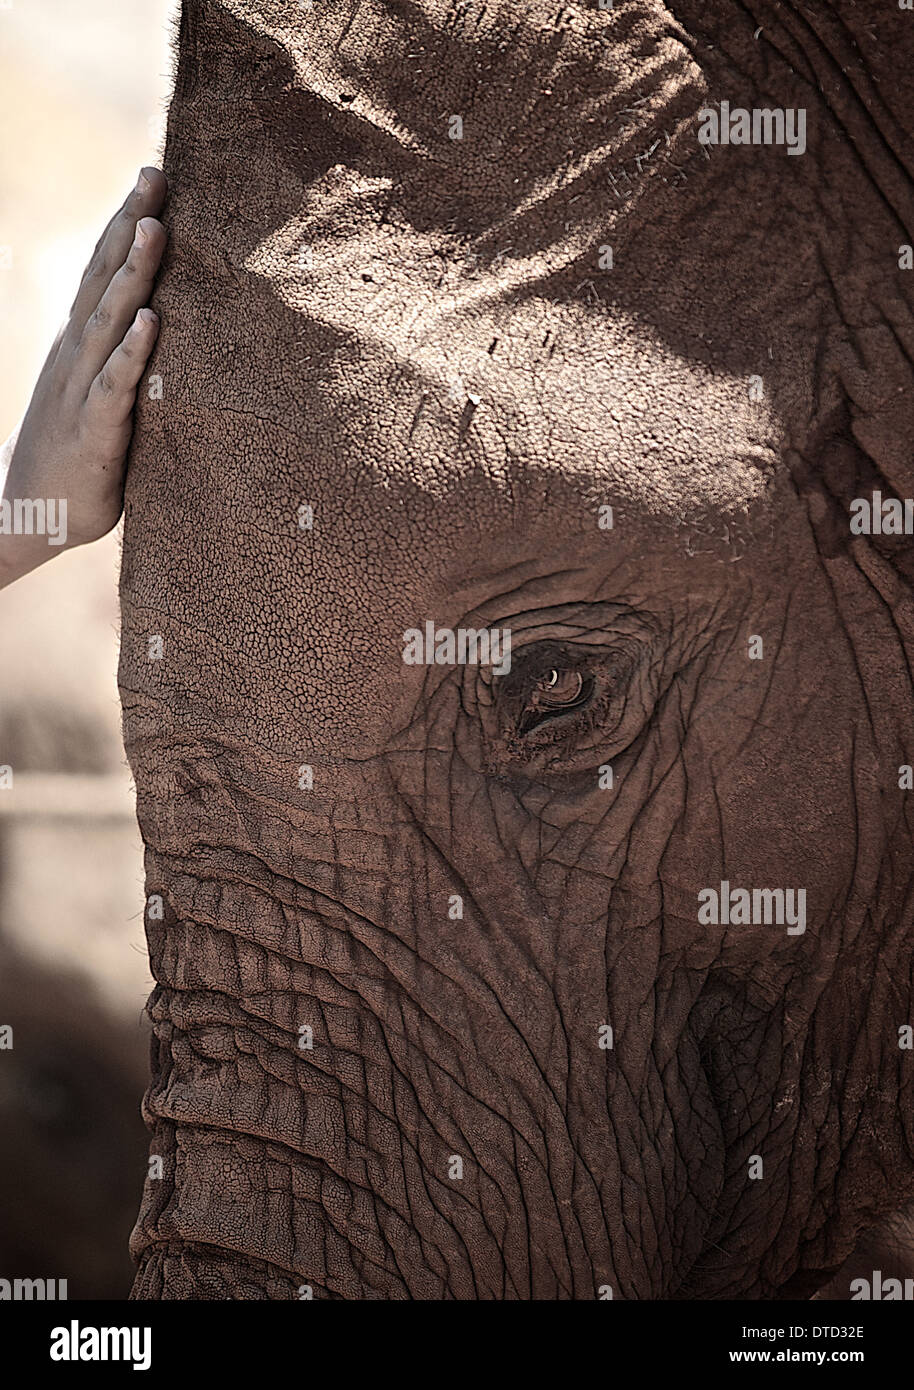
790 294 914 591
791 234 914 595
832 299 914 582
810 0 914 580
654 0 914 588
769 2 914 593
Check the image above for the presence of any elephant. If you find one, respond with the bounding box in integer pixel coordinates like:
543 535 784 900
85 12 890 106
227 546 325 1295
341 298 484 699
118 0 914 1299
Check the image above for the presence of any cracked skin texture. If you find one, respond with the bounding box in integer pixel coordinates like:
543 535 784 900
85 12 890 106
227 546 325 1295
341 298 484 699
119 0 914 1298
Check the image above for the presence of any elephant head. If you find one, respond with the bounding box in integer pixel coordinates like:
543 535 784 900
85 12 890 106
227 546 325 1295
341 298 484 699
118 0 914 1298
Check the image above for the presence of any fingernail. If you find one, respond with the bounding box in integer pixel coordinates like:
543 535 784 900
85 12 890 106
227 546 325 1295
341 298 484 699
134 220 149 246
136 168 152 195
138 308 158 326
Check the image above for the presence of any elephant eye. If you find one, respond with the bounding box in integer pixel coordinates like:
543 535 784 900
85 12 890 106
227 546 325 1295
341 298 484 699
517 666 594 735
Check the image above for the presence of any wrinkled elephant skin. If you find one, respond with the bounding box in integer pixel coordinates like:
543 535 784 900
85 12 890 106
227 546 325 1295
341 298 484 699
119 0 914 1298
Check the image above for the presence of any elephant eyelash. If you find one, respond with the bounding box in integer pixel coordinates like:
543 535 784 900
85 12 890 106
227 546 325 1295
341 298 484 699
496 646 633 754
516 673 596 735
519 673 626 750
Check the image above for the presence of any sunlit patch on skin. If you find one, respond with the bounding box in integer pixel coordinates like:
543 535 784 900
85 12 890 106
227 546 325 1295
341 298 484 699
245 212 786 525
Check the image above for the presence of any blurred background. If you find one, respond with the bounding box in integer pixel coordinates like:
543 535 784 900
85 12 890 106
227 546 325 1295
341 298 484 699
0 0 178 1298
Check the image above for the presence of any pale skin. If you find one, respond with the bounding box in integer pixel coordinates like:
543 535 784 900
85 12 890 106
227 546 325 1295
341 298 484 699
0 166 168 590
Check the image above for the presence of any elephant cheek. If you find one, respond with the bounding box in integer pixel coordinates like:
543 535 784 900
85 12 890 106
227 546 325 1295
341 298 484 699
123 740 724 1298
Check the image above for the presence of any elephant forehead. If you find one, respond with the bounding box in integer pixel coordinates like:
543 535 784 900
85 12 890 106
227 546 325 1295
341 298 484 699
244 213 780 525
216 0 700 195
122 313 783 760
